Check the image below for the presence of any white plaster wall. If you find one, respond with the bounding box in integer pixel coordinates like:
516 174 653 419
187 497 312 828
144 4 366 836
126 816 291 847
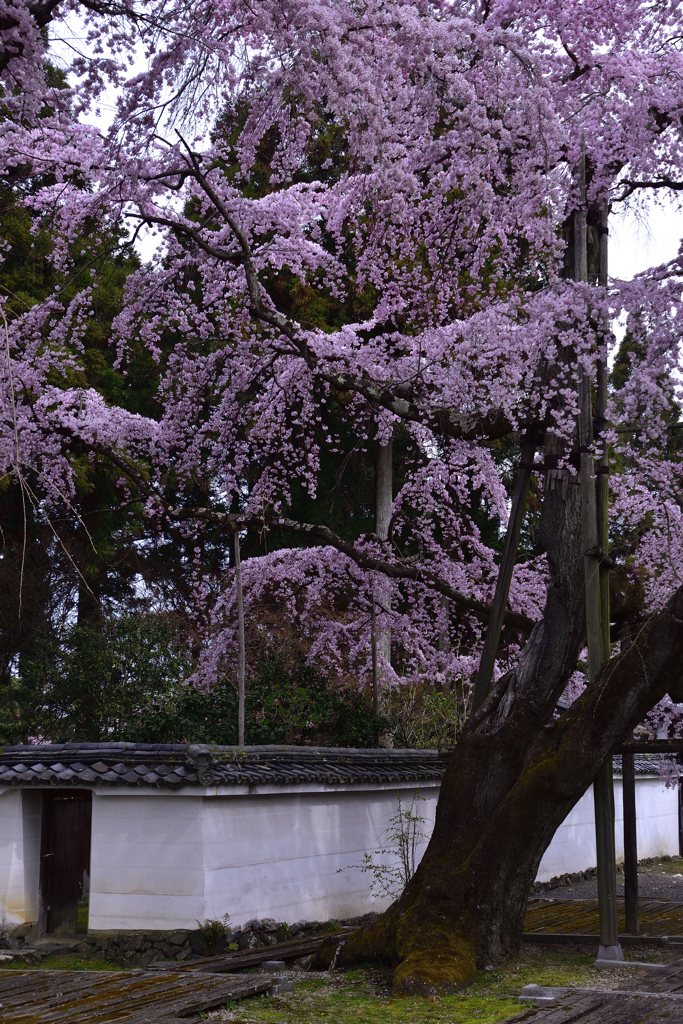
0 772 677 933
0 790 41 925
202 786 438 928
535 777 679 883
21 791 41 924
536 786 599 882
67 775 683 930
88 792 205 932
614 778 680 863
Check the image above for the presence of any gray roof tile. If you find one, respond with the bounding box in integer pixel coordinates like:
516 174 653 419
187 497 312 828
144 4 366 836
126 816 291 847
0 743 671 791
0 743 449 789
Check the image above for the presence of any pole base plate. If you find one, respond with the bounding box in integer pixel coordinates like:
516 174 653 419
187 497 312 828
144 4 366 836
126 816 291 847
596 944 624 964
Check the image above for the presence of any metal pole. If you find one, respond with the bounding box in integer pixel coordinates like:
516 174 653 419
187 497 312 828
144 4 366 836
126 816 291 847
574 146 622 962
234 529 246 747
622 748 639 934
472 430 537 709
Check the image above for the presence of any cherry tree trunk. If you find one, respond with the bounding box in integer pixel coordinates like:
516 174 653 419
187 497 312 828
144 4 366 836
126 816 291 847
316 444 683 995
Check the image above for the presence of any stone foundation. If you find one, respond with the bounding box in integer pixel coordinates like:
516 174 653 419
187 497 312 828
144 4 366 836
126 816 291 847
82 931 194 968
531 867 597 894
532 854 680 895
5 915 377 968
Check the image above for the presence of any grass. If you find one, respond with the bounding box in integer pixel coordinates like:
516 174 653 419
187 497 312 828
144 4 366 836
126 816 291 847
77 899 89 932
206 943 683 1024
639 856 683 876
210 971 521 1024
0 953 126 971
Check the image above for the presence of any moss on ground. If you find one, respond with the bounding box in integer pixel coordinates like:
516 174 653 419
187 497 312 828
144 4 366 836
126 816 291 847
207 944 683 1024
211 972 520 1024
0 941 678 1019
0 953 126 971
639 855 683 875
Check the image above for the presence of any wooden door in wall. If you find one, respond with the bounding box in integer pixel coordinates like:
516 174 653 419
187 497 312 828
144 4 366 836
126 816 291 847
40 790 92 934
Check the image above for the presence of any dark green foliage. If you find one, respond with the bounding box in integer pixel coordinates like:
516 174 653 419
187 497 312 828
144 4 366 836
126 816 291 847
9 618 380 747
199 919 230 956
0 175 154 647
9 617 193 743
244 658 381 746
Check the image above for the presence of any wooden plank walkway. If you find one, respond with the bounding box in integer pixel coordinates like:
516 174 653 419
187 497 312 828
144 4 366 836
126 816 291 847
0 969 276 1023
148 928 356 974
524 897 683 936
510 992 683 1023
622 958 683 994
507 957 683 1022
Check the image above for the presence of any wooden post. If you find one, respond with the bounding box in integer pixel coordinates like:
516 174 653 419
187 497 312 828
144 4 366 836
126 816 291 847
472 430 537 709
574 146 621 962
593 759 621 956
622 747 639 934
234 529 246 747
601 203 633 938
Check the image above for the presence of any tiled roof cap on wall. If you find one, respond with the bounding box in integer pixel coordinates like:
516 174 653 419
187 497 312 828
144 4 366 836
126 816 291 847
611 753 676 777
0 744 673 791
0 743 450 790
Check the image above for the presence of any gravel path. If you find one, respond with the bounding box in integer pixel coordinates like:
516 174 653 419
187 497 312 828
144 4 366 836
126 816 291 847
540 857 683 902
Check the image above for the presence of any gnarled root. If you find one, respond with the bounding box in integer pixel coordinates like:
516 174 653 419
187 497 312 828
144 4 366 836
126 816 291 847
312 904 477 996
391 941 477 997
312 910 397 971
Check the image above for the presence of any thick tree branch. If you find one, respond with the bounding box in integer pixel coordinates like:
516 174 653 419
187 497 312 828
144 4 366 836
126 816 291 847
616 177 683 201
131 210 242 265
538 585 683 782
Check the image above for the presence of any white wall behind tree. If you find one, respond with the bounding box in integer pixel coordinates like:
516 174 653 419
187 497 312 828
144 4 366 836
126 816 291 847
536 777 679 883
202 785 438 927
0 774 678 931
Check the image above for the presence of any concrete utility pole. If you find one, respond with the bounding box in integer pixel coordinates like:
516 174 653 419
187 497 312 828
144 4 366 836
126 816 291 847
372 437 393 714
234 529 246 747
575 147 622 963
